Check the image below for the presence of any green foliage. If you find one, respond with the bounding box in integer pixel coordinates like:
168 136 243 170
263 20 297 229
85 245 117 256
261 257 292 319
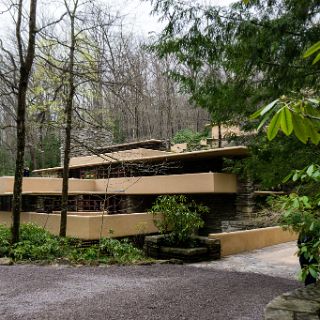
99 238 144 264
0 225 11 257
149 195 207 247
250 38 320 281
0 146 15 176
148 0 320 127
62 238 145 265
284 164 320 184
251 43 320 281
23 132 60 171
172 129 208 151
230 0 320 98
10 224 63 261
40 133 61 169
251 93 320 145
112 118 125 144
148 1 252 125
0 223 145 264
225 133 320 189
304 41 320 65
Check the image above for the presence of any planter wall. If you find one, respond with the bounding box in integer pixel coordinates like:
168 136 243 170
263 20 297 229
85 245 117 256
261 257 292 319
144 234 221 262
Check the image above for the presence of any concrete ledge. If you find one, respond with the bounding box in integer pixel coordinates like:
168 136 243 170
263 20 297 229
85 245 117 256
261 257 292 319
265 283 320 319
0 173 237 195
0 211 159 240
209 226 298 256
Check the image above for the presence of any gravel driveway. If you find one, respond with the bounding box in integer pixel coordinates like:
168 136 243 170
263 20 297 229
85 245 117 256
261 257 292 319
0 263 299 320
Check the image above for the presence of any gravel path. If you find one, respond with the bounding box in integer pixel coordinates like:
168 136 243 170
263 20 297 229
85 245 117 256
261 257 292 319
0 263 299 320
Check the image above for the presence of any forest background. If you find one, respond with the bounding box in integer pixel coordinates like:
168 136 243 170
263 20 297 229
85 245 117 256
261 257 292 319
0 0 319 189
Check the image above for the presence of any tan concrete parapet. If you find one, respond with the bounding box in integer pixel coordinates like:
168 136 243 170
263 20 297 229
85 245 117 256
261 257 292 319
0 211 159 240
0 173 237 195
0 177 95 194
94 173 237 194
88 213 160 239
209 226 298 257
0 211 91 238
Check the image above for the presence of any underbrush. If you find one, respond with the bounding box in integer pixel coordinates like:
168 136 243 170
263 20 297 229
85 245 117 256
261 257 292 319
0 224 146 265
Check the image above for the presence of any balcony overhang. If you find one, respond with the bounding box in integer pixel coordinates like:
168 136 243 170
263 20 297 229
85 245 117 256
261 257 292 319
0 173 237 195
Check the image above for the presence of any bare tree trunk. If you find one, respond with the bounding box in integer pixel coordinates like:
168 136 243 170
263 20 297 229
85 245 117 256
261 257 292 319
218 123 222 148
166 87 172 139
12 0 38 243
196 109 200 132
28 143 37 170
134 103 139 140
60 0 77 237
39 112 45 168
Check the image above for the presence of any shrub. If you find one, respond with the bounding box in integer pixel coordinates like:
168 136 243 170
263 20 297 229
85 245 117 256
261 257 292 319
72 246 100 262
11 224 63 261
272 164 320 282
99 238 144 264
172 129 208 151
0 224 10 257
272 193 320 282
0 223 145 264
149 195 208 247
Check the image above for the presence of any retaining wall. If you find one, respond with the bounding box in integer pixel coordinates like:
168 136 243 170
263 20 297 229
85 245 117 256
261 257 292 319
209 226 298 256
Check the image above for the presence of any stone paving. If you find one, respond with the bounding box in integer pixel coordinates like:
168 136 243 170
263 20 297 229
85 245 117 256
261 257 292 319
191 241 300 280
265 283 320 319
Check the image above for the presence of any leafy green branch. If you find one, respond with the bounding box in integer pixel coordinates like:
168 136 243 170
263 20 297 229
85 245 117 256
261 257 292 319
304 41 320 65
251 93 320 144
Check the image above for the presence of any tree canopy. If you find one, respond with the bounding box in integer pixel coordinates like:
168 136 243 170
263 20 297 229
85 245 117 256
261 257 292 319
147 0 320 189
147 0 320 127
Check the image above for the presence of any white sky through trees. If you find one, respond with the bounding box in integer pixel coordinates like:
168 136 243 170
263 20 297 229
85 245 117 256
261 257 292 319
0 0 236 37
102 0 236 36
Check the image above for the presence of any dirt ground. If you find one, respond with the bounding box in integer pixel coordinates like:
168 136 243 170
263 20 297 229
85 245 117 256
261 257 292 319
0 256 300 320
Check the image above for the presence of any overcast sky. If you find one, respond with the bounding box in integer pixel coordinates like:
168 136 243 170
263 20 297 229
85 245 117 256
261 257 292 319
0 0 236 39
103 0 236 36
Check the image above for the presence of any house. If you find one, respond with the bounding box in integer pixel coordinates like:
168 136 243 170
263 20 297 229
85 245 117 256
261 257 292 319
0 145 249 239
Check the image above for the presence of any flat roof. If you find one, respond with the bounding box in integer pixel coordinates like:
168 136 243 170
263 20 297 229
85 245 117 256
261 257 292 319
94 139 167 152
33 146 248 174
69 148 170 167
